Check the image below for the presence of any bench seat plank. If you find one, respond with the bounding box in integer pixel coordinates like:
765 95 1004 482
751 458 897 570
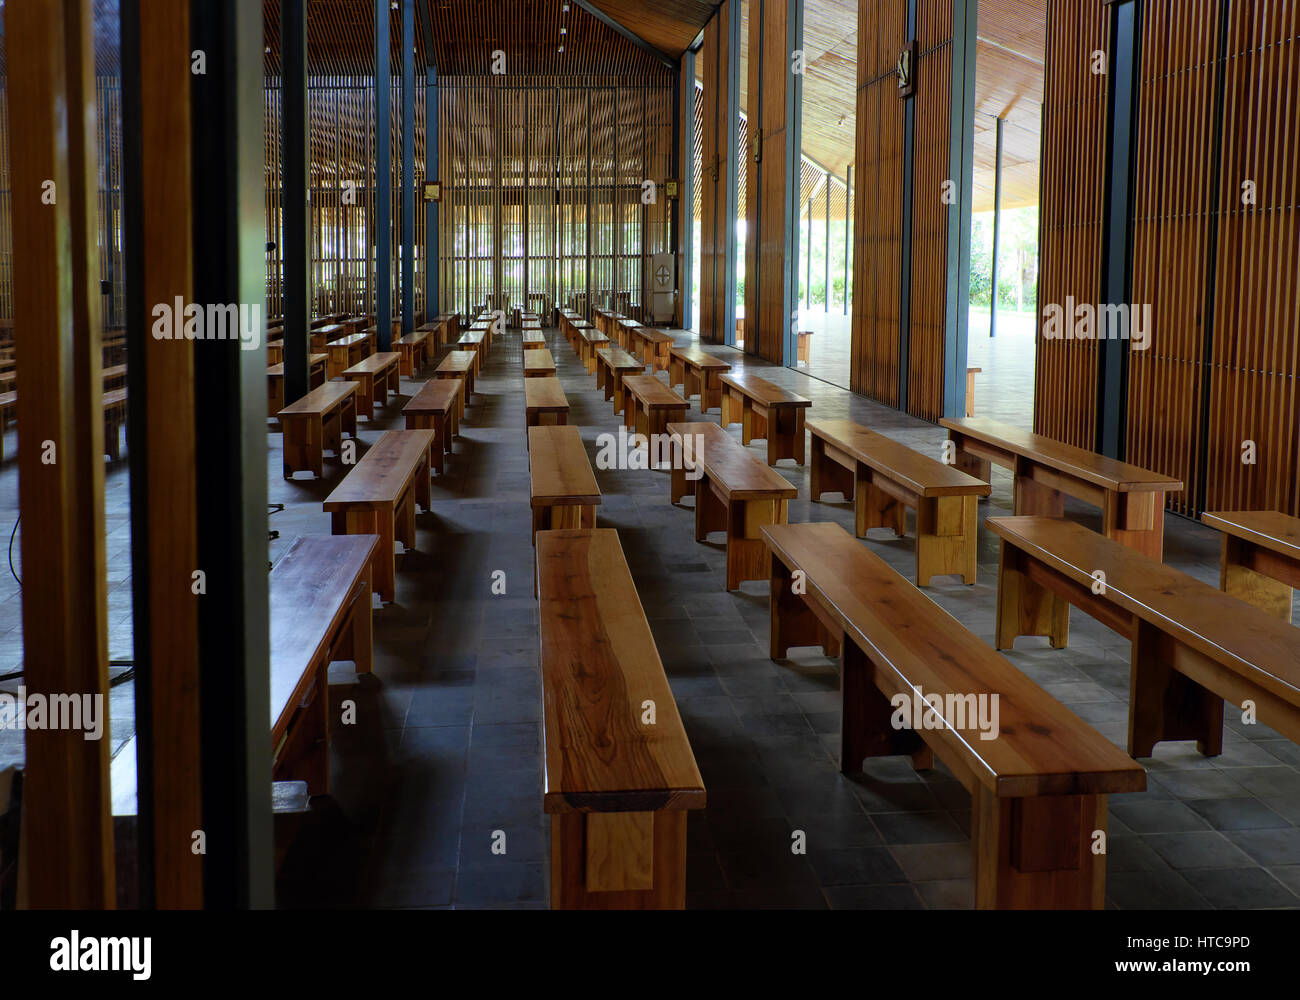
1203 510 1300 620
720 373 811 465
525 376 569 433
524 347 556 378
343 350 400 420
668 345 731 411
403 378 462 474
434 350 476 417
595 346 645 413
276 381 358 479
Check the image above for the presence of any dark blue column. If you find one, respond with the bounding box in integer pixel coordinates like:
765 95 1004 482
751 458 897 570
375 0 392 350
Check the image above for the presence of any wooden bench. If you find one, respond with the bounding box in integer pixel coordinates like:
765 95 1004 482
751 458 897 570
456 331 488 375
668 346 730 410
103 363 128 392
629 325 673 372
665 420 728 506
102 389 128 461
394 329 429 376
966 366 981 417
809 418 992 586
343 351 400 420
529 424 600 563
940 416 1183 559
403 378 461 475
989 514 1300 760
567 319 593 353
267 353 327 416
270 534 377 794
578 329 610 374
796 329 813 364
719 373 811 465
1202 510 1300 621
434 313 459 342
525 376 569 433
668 419 797 590
522 330 547 355
277 380 358 479
524 348 557 378
323 429 435 604
267 340 283 365
308 322 348 352
434 350 476 418
622 376 688 456
325 332 372 379
537 527 705 909
763 520 1146 909
595 346 645 415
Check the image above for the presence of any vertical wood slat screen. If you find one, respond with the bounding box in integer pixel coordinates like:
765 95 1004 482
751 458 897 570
1204 2 1300 516
1033 1 1109 449
1126 0 1221 517
699 2 731 343
435 78 670 321
850 0 906 404
0 86 9 325
905 0 953 422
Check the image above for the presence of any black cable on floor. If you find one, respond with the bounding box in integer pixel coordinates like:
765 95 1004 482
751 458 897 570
8 515 18 587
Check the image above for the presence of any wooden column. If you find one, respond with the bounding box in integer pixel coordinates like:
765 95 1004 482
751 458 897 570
744 0 804 366
8 0 114 909
677 49 696 331
281 0 310 403
401 0 415 335
375 0 393 349
699 0 740 345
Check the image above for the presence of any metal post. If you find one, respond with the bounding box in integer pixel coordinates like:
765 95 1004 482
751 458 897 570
401 0 415 333
940 0 977 419
281 0 310 401
375 0 392 349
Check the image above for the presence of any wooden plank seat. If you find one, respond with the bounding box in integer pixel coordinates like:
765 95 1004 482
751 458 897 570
668 346 731 412
537 527 705 909
325 332 372 379
308 323 348 352
988 514 1300 760
578 329 610 374
941 416 1183 559
270 534 377 795
529 425 601 571
343 351 401 420
1202 510 1300 621
762 520 1146 909
525 376 569 434
719 373 811 465
524 348 557 378
416 319 446 349
266 353 327 416
434 313 459 342
323 429 435 603
629 326 674 372
102 389 129 460
522 330 547 354
277 380 358 479
664 420 729 506
622 376 688 459
966 366 982 417
668 420 796 589
434 350 476 418
394 329 429 376
403 378 462 474
456 330 488 375
595 346 645 415
809 418 992 586
615 317 641 352
103 363 128 391
567 319 592 351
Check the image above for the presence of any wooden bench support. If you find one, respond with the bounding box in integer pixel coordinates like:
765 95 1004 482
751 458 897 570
550 809 688 909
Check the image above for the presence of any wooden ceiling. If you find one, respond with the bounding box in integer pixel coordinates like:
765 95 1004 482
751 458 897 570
585 0 720 58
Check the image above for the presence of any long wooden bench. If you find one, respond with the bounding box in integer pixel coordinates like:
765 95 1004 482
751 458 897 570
529 425 601 571
267 353 327 416
622 376 688 453
309 323 348 352
665 420 727 506
522 330 547 355
1202 510 1300 621
940 416 1183 559
325 332 372 379
270 534 377 794
719 373 811 465
343 351 400 420
403 378 462 475
578 329 610 374
524 348 557 378
537 527 705 909
567 319 593 352
434 350 476 417
394 329 429 376
277 381 358 479
763 520 1146 909
668 419 796 590
989 514 1300 760
525 376 569 433
323 429 435 603
809 418 992 586
628 325 673 372
595 346 645 415
668 346 731 411
456 331 488 376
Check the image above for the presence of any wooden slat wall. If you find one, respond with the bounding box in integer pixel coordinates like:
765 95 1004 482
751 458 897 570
1126 0 1221 517
1033 0 1108 449
849 0 905 404
1204 2 1300 516
905 0 952 422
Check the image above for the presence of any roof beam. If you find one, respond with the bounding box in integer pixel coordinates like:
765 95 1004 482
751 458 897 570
571 0 676 69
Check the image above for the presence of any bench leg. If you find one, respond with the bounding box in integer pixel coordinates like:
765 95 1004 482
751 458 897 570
1103 490 1166 561
915 495 978 587
725 497 786 592
1013 466 1065 518
952 440 991 485
995 541 1069 650
1128 620 1224 758
856 479 906 539
809 436 854 502
695 474 727 542
839 639 930 774
549 809 688 909
973 786 1108 909
335 509 396 604
1220 535 1293 619
769 554 841 660
272 667 330 796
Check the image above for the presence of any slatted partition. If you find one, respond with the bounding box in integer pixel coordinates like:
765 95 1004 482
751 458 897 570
849 0 906 404
1126 0 1221 517
1032 1 1109 449
699 0 735 344
905 0 953 423
1204 2 1300 516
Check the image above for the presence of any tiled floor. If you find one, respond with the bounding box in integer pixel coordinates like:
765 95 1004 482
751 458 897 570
3 320 1299 909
